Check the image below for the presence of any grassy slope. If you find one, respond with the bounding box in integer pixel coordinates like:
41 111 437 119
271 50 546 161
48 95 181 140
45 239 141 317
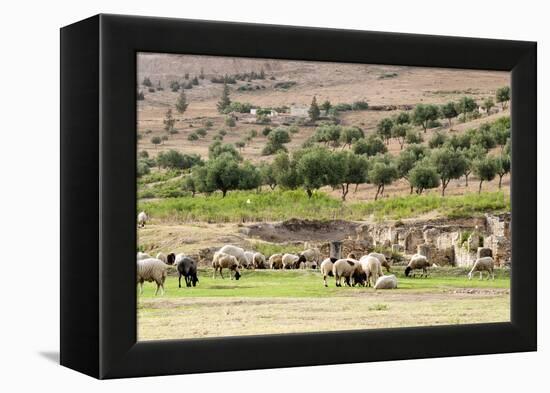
139 190 510 223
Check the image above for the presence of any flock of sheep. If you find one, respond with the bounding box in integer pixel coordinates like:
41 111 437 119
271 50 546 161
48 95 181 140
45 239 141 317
135 243 497 295
137 211 496 295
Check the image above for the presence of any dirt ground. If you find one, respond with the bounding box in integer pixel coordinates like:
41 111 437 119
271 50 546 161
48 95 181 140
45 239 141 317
138 290 509 341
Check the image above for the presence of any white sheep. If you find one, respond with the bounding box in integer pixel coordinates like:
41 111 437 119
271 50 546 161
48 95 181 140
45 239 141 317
137 211 148 228
468 256 495 280
332 258 366 287
156 252 167 264
269 253 283 269
212 251 241 280
137 252 152 260
405 254 431 278
137 258 167 295
252 252 267 269
368 252 392 272
300 248 321 264
374 274 398 289
282 253 299 269
243 251 255 269
218 245 248 268
320 257 338 287
359 255 384 287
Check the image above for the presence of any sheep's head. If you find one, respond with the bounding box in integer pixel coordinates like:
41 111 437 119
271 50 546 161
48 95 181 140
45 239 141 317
191 275 198 287
298 254 307 263
167 253 176 265
234 270 241 280
404 266 412 277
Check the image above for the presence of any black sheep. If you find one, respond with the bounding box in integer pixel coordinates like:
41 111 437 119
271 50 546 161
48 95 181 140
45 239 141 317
177 256 199 287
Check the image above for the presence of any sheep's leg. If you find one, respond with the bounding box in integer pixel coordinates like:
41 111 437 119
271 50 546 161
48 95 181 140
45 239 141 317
220 268 225 279
479 271 483 280
178 274 182 288
323 275 328 287
139 282 143 295
491 269 495 280
154 283 159 296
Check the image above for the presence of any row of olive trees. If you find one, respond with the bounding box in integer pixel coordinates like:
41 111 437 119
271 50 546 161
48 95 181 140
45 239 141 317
163 115 510 199
373 86 510 143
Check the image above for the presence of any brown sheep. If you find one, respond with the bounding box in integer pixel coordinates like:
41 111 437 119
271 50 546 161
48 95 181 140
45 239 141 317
212 252 241 280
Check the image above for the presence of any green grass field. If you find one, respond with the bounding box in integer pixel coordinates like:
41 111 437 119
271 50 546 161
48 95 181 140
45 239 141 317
138 266 510 298
138 190 510 223
137 267 510 340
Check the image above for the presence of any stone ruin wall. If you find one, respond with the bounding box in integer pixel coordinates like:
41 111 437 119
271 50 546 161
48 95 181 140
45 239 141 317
318 213 511 267
197 214 511 268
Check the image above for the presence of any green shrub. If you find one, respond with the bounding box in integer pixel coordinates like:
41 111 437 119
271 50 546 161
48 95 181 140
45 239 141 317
187 132 199 141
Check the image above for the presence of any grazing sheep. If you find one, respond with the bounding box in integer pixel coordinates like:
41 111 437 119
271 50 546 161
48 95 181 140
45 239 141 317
212 252 241 280
269 253 284 269
253 252 267 269
374 274 398 290
359 255 384 287
155 252 176 265
404 254 431 278
136 258 167 295
468 257 495 280
243 251 255 269
137 211 148 228
300 248 321 265
320 257 338 287
156 252 167 264
347 252 358 259
137 252 151 260
369 252 392 272
166 253 176 265
282 253 306 269
176 255 199 287
218 245 248 268
332 259 366 287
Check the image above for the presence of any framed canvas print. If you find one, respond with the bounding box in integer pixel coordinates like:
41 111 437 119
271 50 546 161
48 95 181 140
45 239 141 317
60 14 536 379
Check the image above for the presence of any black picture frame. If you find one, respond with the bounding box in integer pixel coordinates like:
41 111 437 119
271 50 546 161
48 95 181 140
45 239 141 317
60 14 536 379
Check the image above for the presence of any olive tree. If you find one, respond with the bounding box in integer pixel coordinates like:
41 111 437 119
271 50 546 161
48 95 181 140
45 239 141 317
496 86 510 109
339 126 364 149
440 102 458 128
327 151 368 200
429 131 448 148
413 104 439 133
462 144 487 187
204 154 241 197
495 154 511 189
352 135 387 157
272 152 300 190
457 96 478 122
182 176 197 197
208 140 241 160
391 123 411 149
430 148 468 196
296 148 330 198
408 161 441 194
396 149 421 194
368 155 398 200
376 117 394 143
151 136 162 148
259 162 277 190
156 150 202 170
472 156 498 194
